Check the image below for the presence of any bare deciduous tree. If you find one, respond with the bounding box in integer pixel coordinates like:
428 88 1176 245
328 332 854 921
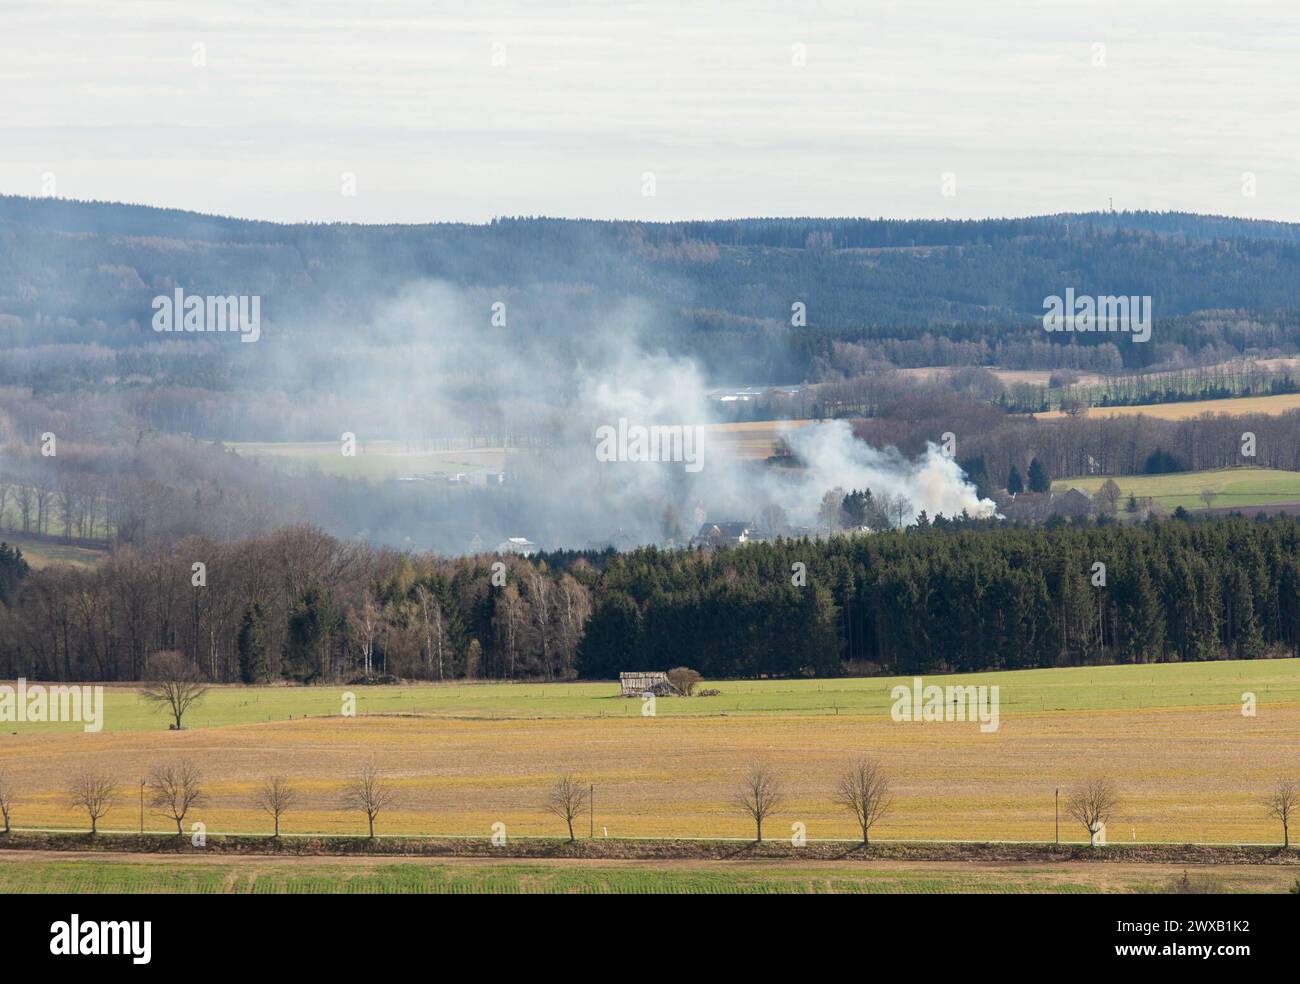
68 770 117 835
666 666 702 696
0 772 15 833
834 758 893 846
139 650 209 729
413 583 448 681
1264 778 1298 848
340 763 398 838
733 763 785 842
1199 488 1219 510
1095 478 1122 514
1066 777 1120 847
149 759 204 835
253 775 299 837
544 774 590 842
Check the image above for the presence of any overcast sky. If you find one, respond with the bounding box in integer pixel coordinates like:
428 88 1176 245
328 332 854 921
3 0 1298 224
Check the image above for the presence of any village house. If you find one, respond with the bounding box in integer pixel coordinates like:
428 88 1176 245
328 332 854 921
496 536 538 556
690 521 758 548
994 487 1094 522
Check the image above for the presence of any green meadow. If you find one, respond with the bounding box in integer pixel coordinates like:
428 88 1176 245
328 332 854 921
6 658 1297 735
1055 467 1300 512
0 858 1293 894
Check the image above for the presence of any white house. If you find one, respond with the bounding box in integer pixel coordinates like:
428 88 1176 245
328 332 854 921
496 537 538 556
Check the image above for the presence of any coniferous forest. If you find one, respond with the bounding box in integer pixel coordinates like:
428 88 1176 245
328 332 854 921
3 514 1297 683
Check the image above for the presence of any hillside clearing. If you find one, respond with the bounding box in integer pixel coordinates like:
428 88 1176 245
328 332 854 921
1054 467 1300 512
1035 392 1300 421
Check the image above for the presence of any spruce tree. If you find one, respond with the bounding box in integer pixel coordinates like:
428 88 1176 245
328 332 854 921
1027 457 1051 493
237 601 271 683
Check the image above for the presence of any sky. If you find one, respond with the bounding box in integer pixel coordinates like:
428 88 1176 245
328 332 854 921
3 0 1298 224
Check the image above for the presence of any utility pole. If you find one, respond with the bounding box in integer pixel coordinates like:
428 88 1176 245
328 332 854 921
1055 787 1059 845
589 784 594 839
140 778 146 834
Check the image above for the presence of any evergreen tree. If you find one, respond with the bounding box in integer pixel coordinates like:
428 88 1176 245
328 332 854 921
576 594 641 678
959 456 992 500
1027 457 1051 493
1007 466 1024 494
283 585 336 683
237 601 271 683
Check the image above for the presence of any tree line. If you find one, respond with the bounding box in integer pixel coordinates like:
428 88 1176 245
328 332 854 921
3 761 1296 849
578 515 1300 678
2 513 1298 683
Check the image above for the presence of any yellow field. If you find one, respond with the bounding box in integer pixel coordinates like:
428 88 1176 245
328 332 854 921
227 421 812 476
702 419 814 460
1035 392 1300 421
899 367 1107 387
4 697 1297 845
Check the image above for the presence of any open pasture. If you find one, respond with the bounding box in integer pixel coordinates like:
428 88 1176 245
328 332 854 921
0 853 1293 894
1 660 1297 845
227 440 511 480
1054 467 1300 512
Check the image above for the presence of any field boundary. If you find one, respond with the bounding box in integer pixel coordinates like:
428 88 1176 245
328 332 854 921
1 832 1297 865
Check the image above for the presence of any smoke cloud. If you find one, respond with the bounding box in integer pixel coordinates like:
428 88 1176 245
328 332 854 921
251 278 996 552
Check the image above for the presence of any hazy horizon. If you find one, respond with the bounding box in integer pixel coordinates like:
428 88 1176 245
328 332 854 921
4 0 1299 224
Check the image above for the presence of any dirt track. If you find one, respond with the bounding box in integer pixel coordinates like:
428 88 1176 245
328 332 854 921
1 832 1297 865
3 849 1296 894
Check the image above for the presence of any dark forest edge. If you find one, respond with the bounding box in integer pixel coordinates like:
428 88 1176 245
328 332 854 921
2 512 1298 684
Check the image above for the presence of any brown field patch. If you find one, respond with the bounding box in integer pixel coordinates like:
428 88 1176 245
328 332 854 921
1034 392 1300 421
701 419 814 460
3 703 1296 844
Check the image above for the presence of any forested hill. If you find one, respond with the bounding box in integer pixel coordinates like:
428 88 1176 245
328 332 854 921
5 515 1299 683
4 197 1300 379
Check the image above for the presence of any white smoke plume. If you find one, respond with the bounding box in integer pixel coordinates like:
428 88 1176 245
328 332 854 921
772 421 997 527
257 279 995 551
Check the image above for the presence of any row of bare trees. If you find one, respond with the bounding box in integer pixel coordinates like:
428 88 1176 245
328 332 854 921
3 524 596 685
2 766 1296 847
736 768 1300 848
730 760 893 844
0 474 108 543
0 764 306 838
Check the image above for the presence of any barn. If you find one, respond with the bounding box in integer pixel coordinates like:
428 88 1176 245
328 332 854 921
619 671 673 697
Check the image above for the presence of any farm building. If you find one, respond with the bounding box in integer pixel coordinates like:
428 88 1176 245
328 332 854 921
690 521 759 548
994 488 1094 522
619 671 673 696
496 536 538 556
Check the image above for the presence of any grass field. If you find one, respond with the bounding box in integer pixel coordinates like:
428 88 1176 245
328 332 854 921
2 660 1297 844
1054 467 1300 512
228 441 511 480
0 532 107 571
0 853 1293 894
1035 392 1300 421
229 421 812 478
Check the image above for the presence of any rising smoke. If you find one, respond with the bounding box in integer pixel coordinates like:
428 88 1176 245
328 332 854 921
268 279 997 552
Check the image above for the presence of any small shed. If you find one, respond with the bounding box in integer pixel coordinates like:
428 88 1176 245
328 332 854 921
619 671 672 697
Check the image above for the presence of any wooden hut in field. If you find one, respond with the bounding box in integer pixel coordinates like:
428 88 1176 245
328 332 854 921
619 671 672 697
